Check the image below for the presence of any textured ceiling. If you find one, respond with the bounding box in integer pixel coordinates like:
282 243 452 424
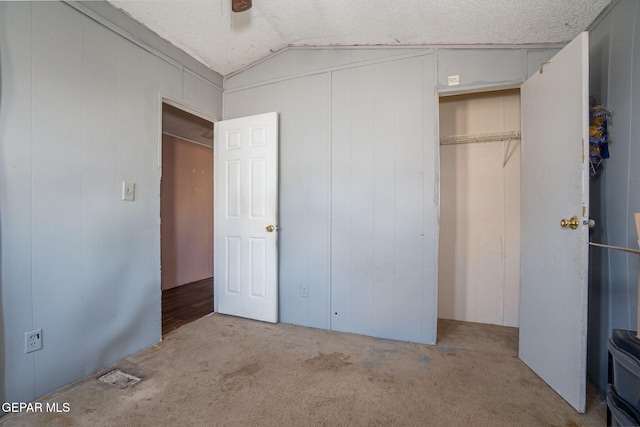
108 0 611 76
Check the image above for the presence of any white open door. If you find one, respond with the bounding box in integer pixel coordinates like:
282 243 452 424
214 112 279 323
520 32 589 412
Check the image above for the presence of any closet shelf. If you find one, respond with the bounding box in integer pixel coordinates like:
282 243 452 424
440 130 521 146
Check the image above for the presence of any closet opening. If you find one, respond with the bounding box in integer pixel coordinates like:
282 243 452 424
437 88 522 340
161 102 215 336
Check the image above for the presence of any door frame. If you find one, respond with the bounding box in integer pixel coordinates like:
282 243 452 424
159 97 218 334
436 86 523 329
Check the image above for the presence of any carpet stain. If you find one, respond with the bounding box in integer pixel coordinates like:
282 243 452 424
219 362 261 393
363 347 406 372
304 352 352 371
565 421 580 427
221 362 261 381
368 371 395 384
419 353 430 362
283 343 296 350
518 377 537 389
42 414 75 427
371 348 399 354
438 347 456 355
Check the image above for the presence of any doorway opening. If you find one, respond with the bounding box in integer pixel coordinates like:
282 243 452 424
161 102 214 336
437 88 522 338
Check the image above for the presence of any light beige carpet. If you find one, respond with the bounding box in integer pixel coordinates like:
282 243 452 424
1 314 606 426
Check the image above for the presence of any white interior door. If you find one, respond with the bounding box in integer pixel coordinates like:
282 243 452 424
215 112 279 323
519 32 589 413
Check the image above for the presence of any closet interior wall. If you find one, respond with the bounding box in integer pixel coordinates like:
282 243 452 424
438 89 522 327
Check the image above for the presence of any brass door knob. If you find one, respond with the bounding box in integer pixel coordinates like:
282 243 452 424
265 225 275 232
560 216 580 230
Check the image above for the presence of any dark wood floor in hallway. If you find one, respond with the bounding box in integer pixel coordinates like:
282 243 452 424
162 277 213 336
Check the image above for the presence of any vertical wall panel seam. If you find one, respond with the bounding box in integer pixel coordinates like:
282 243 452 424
28 1 36 400
605 7 615 331
348 71 354 330
392 64 398 337
633 1 639 328
137 71 143 349
433 52 440 342
214 96 219 313
370 69 376 333
115 38 122 347
630 0 638 329
80 14 89 376
419 58 426 340
328 71 333 330
419 58 425 339
624 2 637 329
502 95 507 325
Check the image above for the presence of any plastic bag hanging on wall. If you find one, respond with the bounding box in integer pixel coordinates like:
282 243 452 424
589 97 611 177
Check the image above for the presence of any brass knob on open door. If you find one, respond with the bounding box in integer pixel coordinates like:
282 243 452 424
560 216 580 230
265 225 275 232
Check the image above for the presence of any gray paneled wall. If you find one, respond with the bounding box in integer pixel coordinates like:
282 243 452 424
0 1 222 403
225 74 332 329
1 1 35 402
31 1 86 395
224 45 557 346
587 0 640 394
330 56 437 343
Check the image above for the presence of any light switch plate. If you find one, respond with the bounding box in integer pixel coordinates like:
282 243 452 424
122 182 135 201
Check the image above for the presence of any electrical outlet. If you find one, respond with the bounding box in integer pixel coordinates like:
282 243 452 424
300 284 308 298
25 329 42 353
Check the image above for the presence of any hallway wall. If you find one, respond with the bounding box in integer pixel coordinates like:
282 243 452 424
161 135 213 290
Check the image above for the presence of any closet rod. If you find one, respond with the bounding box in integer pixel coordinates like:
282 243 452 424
440 130 521 146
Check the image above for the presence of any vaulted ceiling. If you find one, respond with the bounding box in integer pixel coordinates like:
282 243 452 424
108 0 611 76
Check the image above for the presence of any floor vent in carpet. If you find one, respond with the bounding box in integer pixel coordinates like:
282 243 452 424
98 369 141 389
